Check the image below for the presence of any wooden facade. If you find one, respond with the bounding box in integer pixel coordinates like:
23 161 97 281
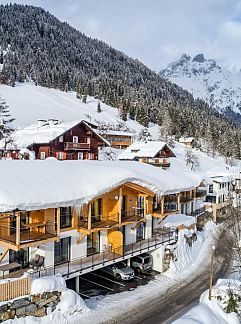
28 121 106 160
102 134 132 149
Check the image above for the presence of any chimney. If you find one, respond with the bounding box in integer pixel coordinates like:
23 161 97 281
37 119 47 128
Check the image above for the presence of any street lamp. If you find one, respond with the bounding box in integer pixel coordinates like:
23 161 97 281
208 245 216 300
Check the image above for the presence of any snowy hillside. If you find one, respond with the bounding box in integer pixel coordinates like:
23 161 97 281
160 54 241 118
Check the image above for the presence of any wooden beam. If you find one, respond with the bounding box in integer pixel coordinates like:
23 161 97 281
16 214 20 247
0 249 9 262
177 193 181 212
77 233 87 245
56 208 60 237
124 182 155 196
131 218 146 230
161 196 164 215
118 187 122 224
88 204 91 231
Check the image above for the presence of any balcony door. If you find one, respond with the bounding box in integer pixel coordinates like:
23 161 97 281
54 237 71 265
121 196 126 218
136 223 145 242
137 196 145 216
91 199 102 223
87 232 100 256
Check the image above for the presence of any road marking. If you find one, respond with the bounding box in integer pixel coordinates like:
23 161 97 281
79 277 115 291
91 273 126 287
134 276 142 279
78 293 90 299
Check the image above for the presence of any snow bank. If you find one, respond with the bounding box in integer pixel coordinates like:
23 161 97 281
0 160 202 212
166 221 218 277
56 289 88 315
174 279 241 324
159 214 196 229
173 302 239 324
31 275 66 295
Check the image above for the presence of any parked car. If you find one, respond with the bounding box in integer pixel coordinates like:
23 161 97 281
101 262 135 281
131 253 152 274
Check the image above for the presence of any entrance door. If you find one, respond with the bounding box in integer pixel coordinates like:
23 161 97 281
9 248 29 268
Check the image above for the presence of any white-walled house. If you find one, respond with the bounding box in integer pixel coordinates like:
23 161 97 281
0 160 204 287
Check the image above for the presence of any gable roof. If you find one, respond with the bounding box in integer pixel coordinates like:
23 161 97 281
3 120 109 149
118 141 175 160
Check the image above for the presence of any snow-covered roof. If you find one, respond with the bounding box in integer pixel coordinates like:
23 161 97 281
211 176 232 184
2 119 108 149
179 137 194 143
118 141 172 160
103 130 133 137
159 214 196 229
0 160 202 212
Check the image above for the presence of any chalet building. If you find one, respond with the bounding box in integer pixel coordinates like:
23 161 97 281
100 130 133 149
205 175 234 222
118 141 176 169
2 119 108 160
179 137 194 147
0 160 205 292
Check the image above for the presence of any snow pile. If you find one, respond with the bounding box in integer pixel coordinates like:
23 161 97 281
166 221 218 277
31 275 66 295
0 160 202 212
174 279 241 324
159 214 196 229
56 289 88 315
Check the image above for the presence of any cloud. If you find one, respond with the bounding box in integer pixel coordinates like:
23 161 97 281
0 0 241 71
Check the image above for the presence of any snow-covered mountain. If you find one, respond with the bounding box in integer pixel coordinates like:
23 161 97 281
160 54 241 120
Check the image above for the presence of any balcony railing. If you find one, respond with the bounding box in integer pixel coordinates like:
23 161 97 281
121 208 144 222
64 142 90 150
196 190 207 198
0 221 57 247
29 230 177 279
78 213 119 229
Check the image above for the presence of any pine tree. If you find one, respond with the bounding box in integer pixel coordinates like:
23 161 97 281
97 101 101 113
82 94 87 104
0 96 15 153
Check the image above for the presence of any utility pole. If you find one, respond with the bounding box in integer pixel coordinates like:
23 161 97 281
208 245 216 300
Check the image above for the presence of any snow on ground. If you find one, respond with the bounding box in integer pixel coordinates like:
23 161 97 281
3 221 219 324
173 279 241 324
31 275 66 295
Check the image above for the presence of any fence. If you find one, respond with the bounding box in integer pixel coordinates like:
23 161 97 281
31 230 177 279
0 276 30 302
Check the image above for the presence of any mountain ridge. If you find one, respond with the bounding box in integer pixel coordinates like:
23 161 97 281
160 53 241 121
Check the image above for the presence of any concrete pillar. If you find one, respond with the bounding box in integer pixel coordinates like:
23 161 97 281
75 276 80 293
149 245 165 273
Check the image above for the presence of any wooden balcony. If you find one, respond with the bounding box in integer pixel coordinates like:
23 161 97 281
78 214 119 231
121 208 145 224
0 222 58 250
64 142 90 150
180 196 192 203
196 190 207 198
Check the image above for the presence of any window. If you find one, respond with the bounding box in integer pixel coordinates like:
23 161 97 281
40 152 45 160
60 207 72 229
73 136 78 143
209 184 213 193
54 237 71 264
88 153 92 160
91 199 102 220
78 152 84 160
86 137 90 144
59 135 64 142
136 223 145 241
58 152 64 160
87 232 100 256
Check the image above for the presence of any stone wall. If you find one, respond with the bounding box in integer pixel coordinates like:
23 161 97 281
0 291 61 322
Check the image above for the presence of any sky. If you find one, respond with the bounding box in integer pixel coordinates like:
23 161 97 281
0 0 241 72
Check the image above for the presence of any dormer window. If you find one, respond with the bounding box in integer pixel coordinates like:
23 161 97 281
59 135 64 142
131 149 140 153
